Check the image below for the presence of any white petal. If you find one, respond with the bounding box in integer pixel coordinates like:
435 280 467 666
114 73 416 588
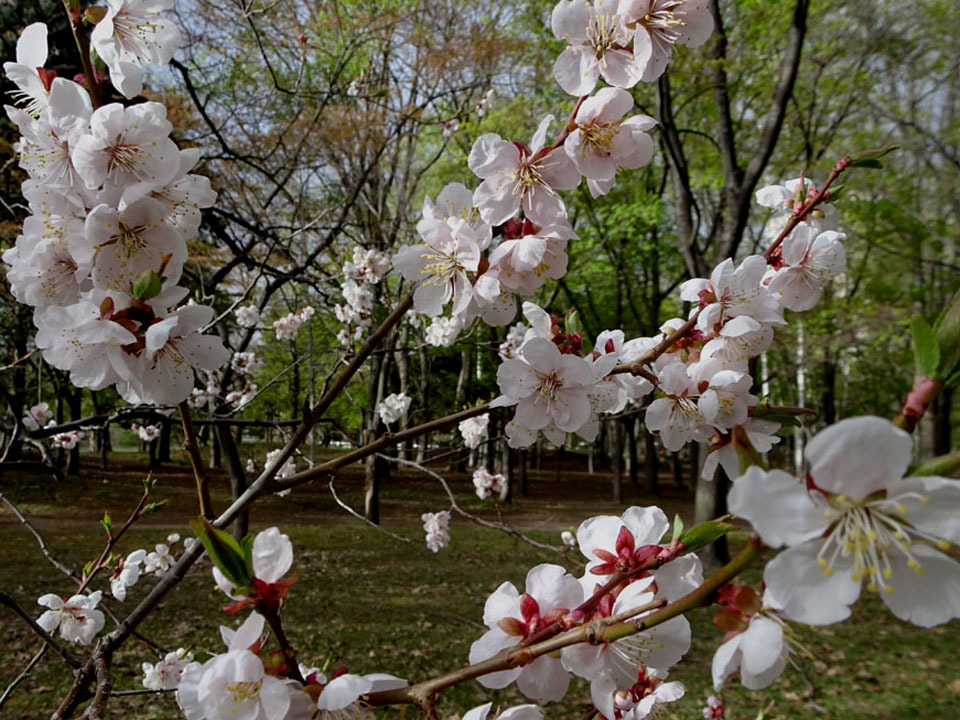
516 656 569 702
739 616 783 677
763 543 860 625
728 467 828 547
881 544 960 627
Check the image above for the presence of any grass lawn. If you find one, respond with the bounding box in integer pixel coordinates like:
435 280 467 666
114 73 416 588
1 454 959 719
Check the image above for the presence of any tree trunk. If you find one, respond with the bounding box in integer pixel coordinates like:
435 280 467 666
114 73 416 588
158 414 172 463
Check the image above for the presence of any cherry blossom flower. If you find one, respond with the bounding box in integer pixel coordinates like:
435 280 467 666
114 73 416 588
710 586 790 692
177 612 306 720
273 307 314 341
729 416 960 627
443 118 460 137
561 576 691 719
22 402 51 431
394 216 482 317
459 414 490 449
561 530 577 547
422 511 451 553
463 702 543 720
36 591 105 645
610 666 684 720
488 218 575 295
72 102 181 208
135 424 160 442
90 0 182 99
473 467 507 500
701 418 781 481
236 305 261 328
300 668 407 720
231 351 263 375
144 543 175 576
564 88 656 197
110 548 147 601
756 177 838 233
424 315 462 346
551 0 641 96
499 321 529 360
471 563 583 701
644 363 713 451
377 392 411 425
3 22 53 117
422 182 491 246
264 449 297 481
767 225 846 311
213 527 295 600
142 648 194 690
344 246 391 283
620 0 714 82
469 116 580 226
225 384 258 410
680 255 784 336
52 429 84 449
701 694 724 719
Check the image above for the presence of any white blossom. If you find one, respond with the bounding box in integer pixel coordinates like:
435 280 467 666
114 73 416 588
142 648 194 690
459 414 490 449
378 392 411 425
422 511 451 553
36 591 105 645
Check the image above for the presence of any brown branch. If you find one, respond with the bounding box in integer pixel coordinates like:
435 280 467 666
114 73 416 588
609 312 700 376
0 645 46 710
178 402 214 519
60 0 102 108
77 483 152 595
86 652 112 720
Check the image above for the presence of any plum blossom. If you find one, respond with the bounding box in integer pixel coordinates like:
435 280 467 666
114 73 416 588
459 413 490 449
499 321 529 360
473 467 507 500
142 648 194 690
561 530 577 547
756 177 839 233
300 668 407 720
561 576 691 719
442 118 460 137
231 351 263 375
236 305 260 328
551 0 641 96
22 402 52 431
134 423 160 442
273 307 314 340
610 666 684 720
564 88 656 197
680 255 784 336
488 218 575 295
265 449 297 481
177 612 307 720
463 702 542 720
471 563 583 701
620 0 714 82
213 527 295 600
90 0 182 99
36 591 105 645
424 315 461 346
377 392 411 425
469 116 579 226
644 363 713 451
144 543 176 576
422 511 451 553
701 418 781 481
344 246 390 284
52 429 85 449
226 384 258 409
3 22 53 117
767 225 846 311
110 548 147 601
729 416 960 627
710 586 790 692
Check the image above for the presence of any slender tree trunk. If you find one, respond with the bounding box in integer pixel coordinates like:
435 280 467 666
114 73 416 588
217 424 248 540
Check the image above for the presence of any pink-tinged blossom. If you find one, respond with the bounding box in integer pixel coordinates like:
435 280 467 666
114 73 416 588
499 321 529 360
551 0 641 96
561 577 691 719
142 648 194 690
711 590 789 692
52 428 84 449
698 320 773 372
235 305 260 328
701 418 781 481
176 612 307 720
231 351 263 375
459 413 490 449
3 22 53 117
702 694 724 719
471 563 583 702
111 548 147 601
473 467 507 500
756 177 839 233
273 307 314 340
564 87 655 197
494 337 595 444
620 0 714 82
611 666 685 720
767 226 846 311
36 591 105 645
7 79 92 193
680 255 784 336
594 330 656 412
393 217 482 317
119 305 230 405
91 0 182 99
729 416 960 627
422 511 451 553
213 527 295 600
143 543 176 576
463 702 542 720
644 363 713 451
148 148 218 237
344 246 391 284
72 102 181 208
422 181 491 246
22 402 52 431
469 116 580 226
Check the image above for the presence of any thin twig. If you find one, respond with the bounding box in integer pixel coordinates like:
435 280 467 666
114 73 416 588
328 479 412 543
0 644 46 710
178 402 213 519
0 492 79 581
0 590 82 668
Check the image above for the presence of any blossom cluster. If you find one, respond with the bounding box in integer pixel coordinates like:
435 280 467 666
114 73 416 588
422 511 451 553
274 306 315 341
335 246 390 346
378 392 412 426
472 467 507 500
4 18 229 406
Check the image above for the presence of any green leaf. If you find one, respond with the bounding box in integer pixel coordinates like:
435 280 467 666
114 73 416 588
100 512 114 536
677 520 739 554
142 500 167 516
130 269 164 301
189 517 253 588
670 514 684 544
911 317 940 378
564 308 582 338
849 157 883 169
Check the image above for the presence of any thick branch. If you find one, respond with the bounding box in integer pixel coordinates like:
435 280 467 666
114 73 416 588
0 590 82 669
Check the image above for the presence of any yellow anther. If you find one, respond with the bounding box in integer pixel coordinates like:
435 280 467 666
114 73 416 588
817 558 827 568
867 582 878 593
823 567 833 577
920 496 930 504
866 530 877 541
937 539 950 551
883 584 895 593
883 568 892 579
915 566 924 576
895 504 907 515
